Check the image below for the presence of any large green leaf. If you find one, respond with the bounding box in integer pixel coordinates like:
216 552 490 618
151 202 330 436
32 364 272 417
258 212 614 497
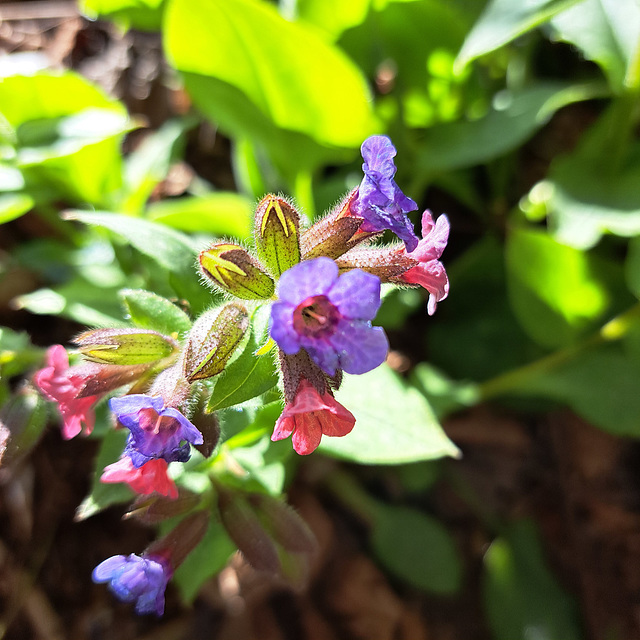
371 504 462 594
0 192 33 224
295 0 370 40
64 210 199 275
505 228 611 348
483 520 582 640
455 0 583 69
164 0 377 150
147 192 254 239
550 0 640 92
120 288 192 336
416 82 605 174
504 340 640 437
320 364 460 464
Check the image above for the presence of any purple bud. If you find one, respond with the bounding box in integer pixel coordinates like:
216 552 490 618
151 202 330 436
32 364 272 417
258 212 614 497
92 553 171 616
350 135 419 252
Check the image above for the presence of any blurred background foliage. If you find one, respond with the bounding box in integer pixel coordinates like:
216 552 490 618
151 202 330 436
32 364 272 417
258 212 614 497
2 0 640 638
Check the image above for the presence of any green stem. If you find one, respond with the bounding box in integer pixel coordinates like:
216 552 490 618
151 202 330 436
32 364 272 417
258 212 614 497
323 468 383 526
479 303 640 401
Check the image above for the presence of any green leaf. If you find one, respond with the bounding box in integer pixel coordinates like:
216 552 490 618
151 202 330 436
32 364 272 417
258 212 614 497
483 520 582 640
371 504 462 594
208 305 278 411
147 192 254 240
164 0 377 150
0 192 33 224
416 82 605 174
64 210 200 276
455 0 583 69
121 118 193 214
120 288 192 335
75 429 133 521
172 517 236 603
505 228 611 348
295 0 370 40
0 327 42 378
550 0 640 92
0 73 131 206
505 340 640 437
80 0 165 31
320 364 460 464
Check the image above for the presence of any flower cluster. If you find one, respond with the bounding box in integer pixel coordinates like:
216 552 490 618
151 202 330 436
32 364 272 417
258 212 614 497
34 135 449 614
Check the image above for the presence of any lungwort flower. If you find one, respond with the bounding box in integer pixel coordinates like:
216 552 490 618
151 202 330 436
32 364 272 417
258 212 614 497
271 379 355 455
109 394 203 468
270 257 388 376
398 210 450 315
92 554 171 616
101 457 178 499
34 345 99 439
350 135 419 252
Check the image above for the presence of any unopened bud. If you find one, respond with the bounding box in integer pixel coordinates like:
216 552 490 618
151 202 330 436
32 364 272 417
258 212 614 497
184 303 249 382
254 195 301 276
300 215 363 260
217 487 280 573
146 511 209 569
199 244 275 300
125 490 201 524
75 328 177 366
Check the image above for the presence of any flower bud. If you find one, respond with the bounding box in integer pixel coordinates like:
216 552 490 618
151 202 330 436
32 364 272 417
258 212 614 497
146 511 210 569
125 490 201 524
183 303 249 382
199 244 275 300
75 328 177 366
217 487 280 573
254 195 301 276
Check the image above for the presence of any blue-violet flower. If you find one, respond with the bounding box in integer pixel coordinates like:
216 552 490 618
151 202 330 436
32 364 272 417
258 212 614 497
350 135 419 252
270 257 388 376
92 553 171 615
109 394 203 468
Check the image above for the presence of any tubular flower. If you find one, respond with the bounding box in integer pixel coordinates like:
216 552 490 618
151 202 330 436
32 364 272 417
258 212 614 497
34 345 98 439
349 135 419 252
272 380 355 455
101 457 178 500
109 394 203 468
92 554 171 616
270 257 388 377
398 210 450 315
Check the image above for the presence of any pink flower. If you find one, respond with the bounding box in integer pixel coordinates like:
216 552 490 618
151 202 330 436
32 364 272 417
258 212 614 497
101 457 178 499
271 380 355 455
34 345 98 439
398 211 450 315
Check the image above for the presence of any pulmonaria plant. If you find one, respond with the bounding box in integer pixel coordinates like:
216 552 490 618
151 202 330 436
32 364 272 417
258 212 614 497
34 135 449 614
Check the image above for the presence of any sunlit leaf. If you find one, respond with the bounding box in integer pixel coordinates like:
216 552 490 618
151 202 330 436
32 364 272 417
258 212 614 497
455 0 583 69
0 192 33 224
483 520 582 640
80 0 165 30
320 364 460 464
120 288 192 335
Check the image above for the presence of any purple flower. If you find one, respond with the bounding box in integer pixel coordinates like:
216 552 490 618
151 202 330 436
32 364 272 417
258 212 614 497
92 553 171 616
109 394 203 468
270 257 389 376
350 135 419 252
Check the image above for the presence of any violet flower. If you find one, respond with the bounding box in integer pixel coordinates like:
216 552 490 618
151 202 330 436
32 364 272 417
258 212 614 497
350 135 419 252
270 257 388 376
399 210 450 315
271 379 355 455
109 394 203 468
92 553 171 615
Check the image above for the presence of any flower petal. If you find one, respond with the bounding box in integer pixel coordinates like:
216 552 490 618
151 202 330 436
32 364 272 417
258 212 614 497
269 301 301 354
275 256 338 305
291 413 323 455
329 321 389 375
327 269 381 320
